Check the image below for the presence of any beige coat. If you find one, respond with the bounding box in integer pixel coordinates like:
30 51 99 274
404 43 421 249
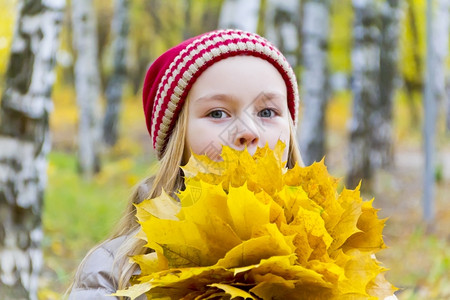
68 236 145 300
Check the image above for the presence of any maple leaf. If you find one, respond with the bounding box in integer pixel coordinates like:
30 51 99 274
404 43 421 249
114 141 397 300
210 283 256 299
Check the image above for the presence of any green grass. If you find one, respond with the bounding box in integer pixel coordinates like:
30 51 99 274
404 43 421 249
45 152 124 246
386 227 450 299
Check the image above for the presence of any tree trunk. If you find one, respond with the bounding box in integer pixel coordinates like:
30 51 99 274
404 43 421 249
434 0 450 127
423 0 437 223
103 0 130 147
0 1 65 299
347 0 380 189
95 2 114 90
202 0 224 33
447 76 450 131
183 0 193 39
219 0 261 32
72 0 102 179
404 0 422 128
375 0 402 168
184 0 224 38
265 0 302 70
298 0 330 165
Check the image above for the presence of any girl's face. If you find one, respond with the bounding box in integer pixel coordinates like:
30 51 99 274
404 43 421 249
185 56 291 161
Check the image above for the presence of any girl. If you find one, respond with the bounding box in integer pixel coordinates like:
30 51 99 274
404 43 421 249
69 28 302 299
69 29 397 299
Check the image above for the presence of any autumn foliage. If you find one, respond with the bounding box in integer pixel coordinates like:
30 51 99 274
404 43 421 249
114 142 397 299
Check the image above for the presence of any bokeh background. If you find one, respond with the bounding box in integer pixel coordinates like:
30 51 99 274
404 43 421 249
0 0 449 299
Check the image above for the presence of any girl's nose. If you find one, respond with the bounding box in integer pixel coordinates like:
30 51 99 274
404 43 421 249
233 119 259 148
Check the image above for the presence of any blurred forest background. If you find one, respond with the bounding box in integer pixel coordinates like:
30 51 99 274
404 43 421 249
0 0 449 299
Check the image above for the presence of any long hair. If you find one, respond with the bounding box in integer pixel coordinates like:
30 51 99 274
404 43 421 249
70 99 304 295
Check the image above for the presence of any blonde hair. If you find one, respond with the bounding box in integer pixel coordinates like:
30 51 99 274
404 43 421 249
70 100 304 295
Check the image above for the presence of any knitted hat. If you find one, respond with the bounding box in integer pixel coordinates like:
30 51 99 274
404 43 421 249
143 29 299 158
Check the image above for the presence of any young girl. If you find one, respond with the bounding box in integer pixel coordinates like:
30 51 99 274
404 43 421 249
68 28 301 299
69 29 397 299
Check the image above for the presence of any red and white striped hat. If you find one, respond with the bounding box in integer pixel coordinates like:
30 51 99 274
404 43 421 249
143 29 299 158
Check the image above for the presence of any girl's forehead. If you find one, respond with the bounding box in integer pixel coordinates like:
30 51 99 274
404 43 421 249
202 55 281 73
188 56 287 99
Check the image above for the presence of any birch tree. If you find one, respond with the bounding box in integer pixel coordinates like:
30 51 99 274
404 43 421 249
347 0 380 189
423 0 450 222
433 0 450 131
423 0 435 223
218 0 260 32
264 0 302 68
72 0 102 179
103 0 130 146
0 1 65 299
184 0 223 39
298 0 331 165
403 0 422 128
375 0 402 168
447 77 450 131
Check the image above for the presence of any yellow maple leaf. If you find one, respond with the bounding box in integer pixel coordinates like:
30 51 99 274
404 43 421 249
329 187 363 253
137 190 180 221
226 185 271 240
131 252 166 275
112 282 153 299
115 141 396 299
343 199 387 253
366 271 398 298
209 283 256 299
216 224 294 269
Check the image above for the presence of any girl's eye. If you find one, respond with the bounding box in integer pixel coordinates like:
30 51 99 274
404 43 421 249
208 110 227 119
258 108 276 118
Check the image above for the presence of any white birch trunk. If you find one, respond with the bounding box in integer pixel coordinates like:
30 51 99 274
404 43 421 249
446 9 450 133
72 0 102 179
0 1 65 299
434 0 450 129
103 0 130 146
218 0 260 32
298 0 330 165
347 0 380 189
375 0 402 168
265 0 301 70
447 76 450 131
423 0 436 223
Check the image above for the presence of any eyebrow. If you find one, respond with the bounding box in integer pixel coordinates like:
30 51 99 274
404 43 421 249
193 94 235 104
256 92 286 102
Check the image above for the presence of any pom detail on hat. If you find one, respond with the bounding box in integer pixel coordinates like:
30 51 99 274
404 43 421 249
143 29 299 158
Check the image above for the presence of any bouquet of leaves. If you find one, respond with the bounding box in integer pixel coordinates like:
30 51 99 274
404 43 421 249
114 142 397 299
